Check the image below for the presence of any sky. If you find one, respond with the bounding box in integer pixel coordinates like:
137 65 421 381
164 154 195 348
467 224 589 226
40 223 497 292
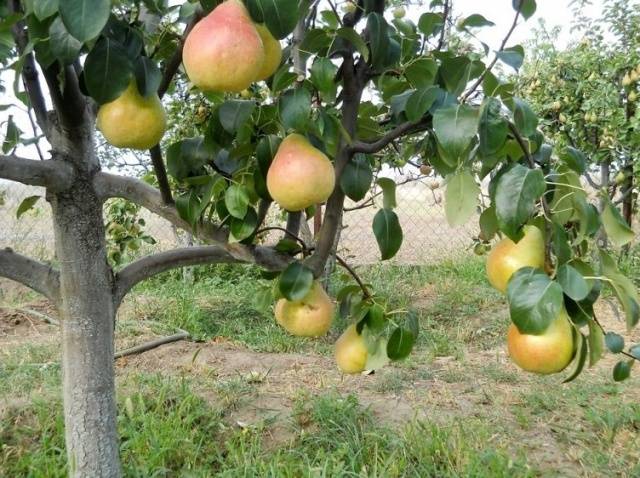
2 0 605 162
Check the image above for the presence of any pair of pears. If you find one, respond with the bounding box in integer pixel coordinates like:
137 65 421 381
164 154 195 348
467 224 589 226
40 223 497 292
486 225 575 374
183 0 282 92
275 281 368 374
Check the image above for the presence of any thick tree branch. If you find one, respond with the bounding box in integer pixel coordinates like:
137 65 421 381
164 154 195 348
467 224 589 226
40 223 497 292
113 246 240 303
42 63 89 130
436 0 450 51
0 155 74 191
349 119 430 154
0 248 60 302
114 330 190 359
94 172 292 274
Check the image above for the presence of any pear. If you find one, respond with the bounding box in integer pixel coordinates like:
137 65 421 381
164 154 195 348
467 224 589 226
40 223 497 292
183 0 265 92
97 80 166 150
254 24 282 81
486 225 545 293
275 281 334 337
267 134 336 211
507 308 575 374
335 324 368 374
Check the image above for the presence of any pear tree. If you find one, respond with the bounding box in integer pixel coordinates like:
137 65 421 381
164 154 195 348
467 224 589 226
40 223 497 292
0 0 638 476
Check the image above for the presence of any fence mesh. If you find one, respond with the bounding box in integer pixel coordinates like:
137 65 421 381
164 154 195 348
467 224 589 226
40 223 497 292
0 174 476 266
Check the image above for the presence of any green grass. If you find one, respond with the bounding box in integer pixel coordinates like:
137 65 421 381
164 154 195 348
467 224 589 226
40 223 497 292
1 376 534 477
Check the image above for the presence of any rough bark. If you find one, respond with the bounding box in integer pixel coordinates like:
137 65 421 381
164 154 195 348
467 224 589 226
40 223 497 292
0 248 60 302
51 178 121 477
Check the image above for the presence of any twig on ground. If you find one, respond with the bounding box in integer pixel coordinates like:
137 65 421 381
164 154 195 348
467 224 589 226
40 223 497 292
114 329 190 360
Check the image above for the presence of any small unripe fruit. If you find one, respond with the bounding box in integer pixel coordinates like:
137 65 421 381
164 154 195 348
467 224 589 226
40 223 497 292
393 6 406 19
429 181 440 190
631 70 639 83
615 171 626 185
629 91 637 102
559 113 568 123
622 73 632 86
552 101 562 111
342 2 356 13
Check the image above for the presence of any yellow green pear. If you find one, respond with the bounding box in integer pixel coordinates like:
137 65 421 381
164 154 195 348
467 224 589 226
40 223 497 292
97 80 166 150
182 0 265 92
486 225 545 293
335 324 368 374
267 134 336 211
254 24 282 81
275 281 334 337
507 308 575 374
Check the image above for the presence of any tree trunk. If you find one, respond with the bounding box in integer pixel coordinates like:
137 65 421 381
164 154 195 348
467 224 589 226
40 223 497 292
50 178 121 477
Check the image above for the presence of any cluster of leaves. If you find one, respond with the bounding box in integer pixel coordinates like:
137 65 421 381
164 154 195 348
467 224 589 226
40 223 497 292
105 198 156 265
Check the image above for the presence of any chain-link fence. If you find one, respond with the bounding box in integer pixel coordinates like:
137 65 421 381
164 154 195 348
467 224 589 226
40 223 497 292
0 174 476 266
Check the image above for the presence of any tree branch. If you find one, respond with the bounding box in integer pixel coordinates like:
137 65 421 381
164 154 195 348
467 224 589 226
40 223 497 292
149 145 173 204
0 155 74 191
436 0 450 51
42 63 88 130
94 173 292 276
349 119 430 154
114 329 190 359
0 248 60 302
113 246 241 304
460 2 522 102
9 0 50 137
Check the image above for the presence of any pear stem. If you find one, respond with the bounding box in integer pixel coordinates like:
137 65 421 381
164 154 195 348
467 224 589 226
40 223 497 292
335 255 372 300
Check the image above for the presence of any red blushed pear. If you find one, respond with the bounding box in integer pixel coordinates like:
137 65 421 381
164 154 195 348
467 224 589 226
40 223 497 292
182 0 265 92
275 281 334 337
486 225 545 293
266 134 336 211
507 308 575 374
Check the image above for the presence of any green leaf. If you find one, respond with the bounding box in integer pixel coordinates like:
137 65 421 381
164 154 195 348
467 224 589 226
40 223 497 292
507 267 564 335
445 169 478 227
230 207 258 243
629 344 640 360
84 38 132 104
513 0 536 19
563 332 587 383
16 195 40 219
367 13 389 69
1 115 21 154
336 28 369 62
601 200 634 248
512 98 538 137
599 251 640 329
310 57 337 102
225 184 250 219
255 0 299 39
134 57 162 97
605 332 624 354
405 58 438 88
417 12 444 37
376 178 396 209
552 222 572 265
175 191 200 226
459 14 495 28
49 17 82 64
494 164 545 240
613 360 632 382
478 97 508 156
372 208 403 260
587 320 604 367
405 86 439 122
340 154 373 202
556 264 590 301
439 56 471 95
278 262 313 301
496 45 524 71
219 100 256 134
432 105 480 166
166 137 212 180
279 88 311 131
34 0 59 20
479 206 499 241
387 327 415 360
59 0 110 42
559 146 586 174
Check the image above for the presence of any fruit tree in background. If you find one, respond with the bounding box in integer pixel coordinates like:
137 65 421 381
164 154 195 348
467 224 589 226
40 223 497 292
0 0 638 476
